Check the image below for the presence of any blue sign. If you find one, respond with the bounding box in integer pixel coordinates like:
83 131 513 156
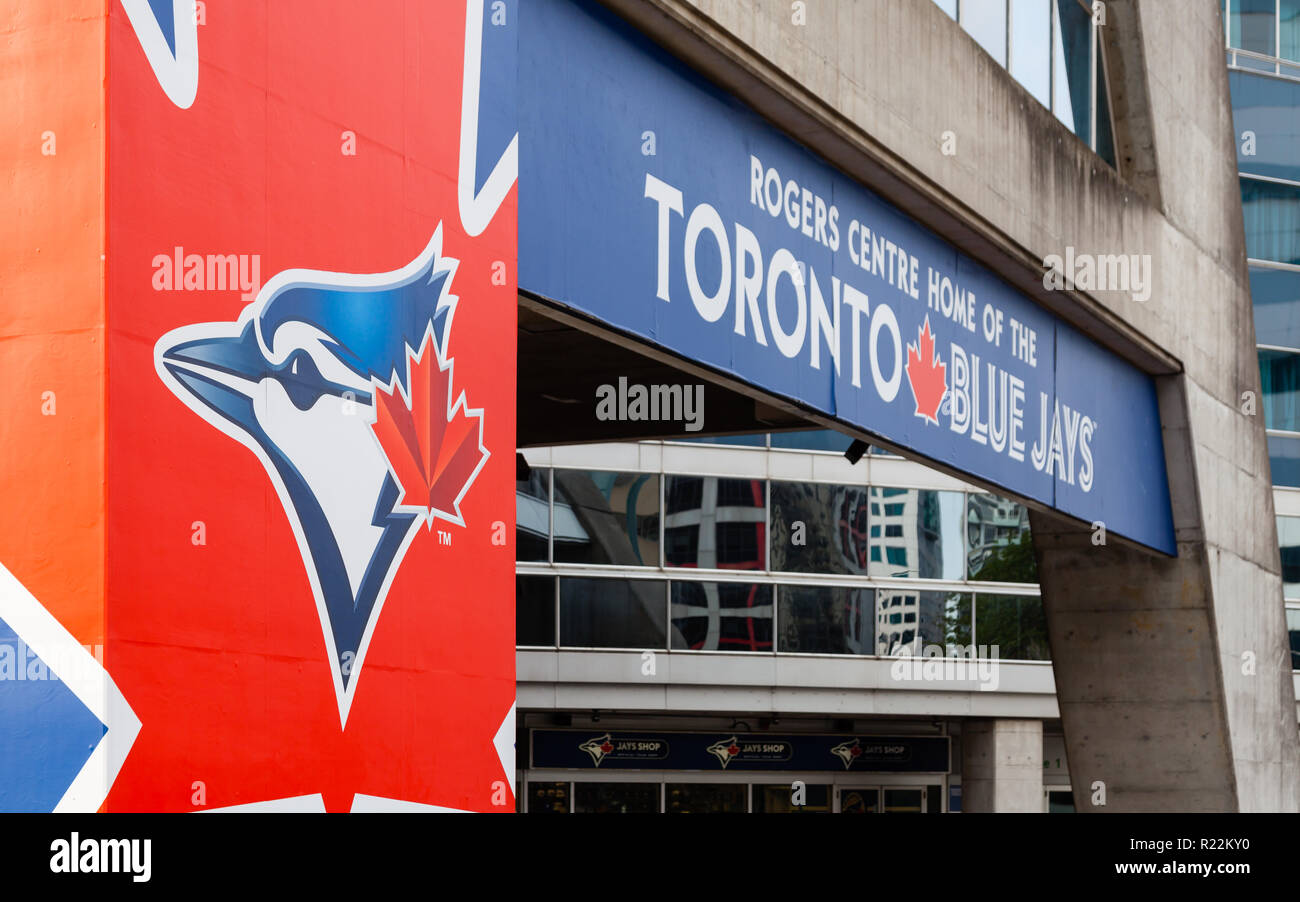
531 730 951 773
518 0 1175 554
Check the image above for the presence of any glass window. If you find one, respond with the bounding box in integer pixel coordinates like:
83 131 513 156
1268 433 1300 486
552 470 660 566
664 476 765 569
966 493 1037 582
559 577 666 649
1047 789 1075 812
1287 608 1300 668
1010 0 1052 109
878 590 972 655
665 783 747 813
527 781 570 813
670 432 766 447
778 584 875 655
516 575 555 646
1251 266 1300 351
868 487 966 580
1284 0 1300 60
769 428 853 453
770 481 871 575
1231 0 1277 55
753 783 831 813
1054 0 1091 138
516 466 549 562
1278 517 1300 598
1260 349 1300 431
933 0 959 20
962 0 1009 66
670 581 772 651
883 788 925 813
1242 177 1300 266
574 782 660 813
1094 31 1115 166
976 594 1051 659
1229 71 1300 183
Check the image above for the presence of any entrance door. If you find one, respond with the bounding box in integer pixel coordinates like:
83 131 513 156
837 786 927 813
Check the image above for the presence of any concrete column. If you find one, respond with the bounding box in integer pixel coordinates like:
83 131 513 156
962 720 1044 813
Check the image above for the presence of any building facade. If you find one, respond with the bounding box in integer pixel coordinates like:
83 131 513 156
1223 0 1300 705
512 0 1300 813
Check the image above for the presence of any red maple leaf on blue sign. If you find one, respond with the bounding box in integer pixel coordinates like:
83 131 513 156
905 316 947 426
370 333 487 526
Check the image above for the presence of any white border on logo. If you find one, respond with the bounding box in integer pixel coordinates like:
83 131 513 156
0 560 141 812
120 0 200 109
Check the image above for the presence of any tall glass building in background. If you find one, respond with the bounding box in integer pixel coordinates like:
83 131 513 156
1223 1 1300 665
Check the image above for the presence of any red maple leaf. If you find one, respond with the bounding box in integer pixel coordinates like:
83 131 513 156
905 316 947 426
370 333 487 525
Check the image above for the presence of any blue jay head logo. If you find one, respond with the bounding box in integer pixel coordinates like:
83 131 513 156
155 225 488 726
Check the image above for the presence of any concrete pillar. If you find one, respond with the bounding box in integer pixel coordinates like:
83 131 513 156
962 720 1044 813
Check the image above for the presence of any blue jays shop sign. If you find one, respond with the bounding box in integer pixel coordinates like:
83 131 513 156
518 0 1175 554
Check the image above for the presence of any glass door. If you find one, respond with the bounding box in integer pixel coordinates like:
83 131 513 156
837 786 880 813
837 785 927 813
881 787 924 813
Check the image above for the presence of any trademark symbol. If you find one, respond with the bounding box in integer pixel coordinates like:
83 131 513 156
437 529 453 546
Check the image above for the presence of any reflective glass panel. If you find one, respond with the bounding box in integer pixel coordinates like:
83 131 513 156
1229 71 1300 183
1242 177 1300 266
770 481 871 575
769 428 854 453
868 487 966 580
1010 0 1052 108
670 432 767 447
1055 0 1091 139
967 493 1037 582
559 577 666 649
516 466 549 562
883 788 924 813
877 589 972 655
664 476 765 569
754 783 830 812
1268 433 1300 486
962 0 1009 65
1288 609 1300 668
1278 516 1300 598
552 470 660 565
1047 790 1075 812
1284 0 1300 60
527 782 570 813
1251 265 1300 351
839 787 880 813
665 783 747 813
1260 348 1300 431
574 782 659 813
1231 0 1277 55
516 575 555 646
670 581 772 651
976 594 1051 660
777 584 875 655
